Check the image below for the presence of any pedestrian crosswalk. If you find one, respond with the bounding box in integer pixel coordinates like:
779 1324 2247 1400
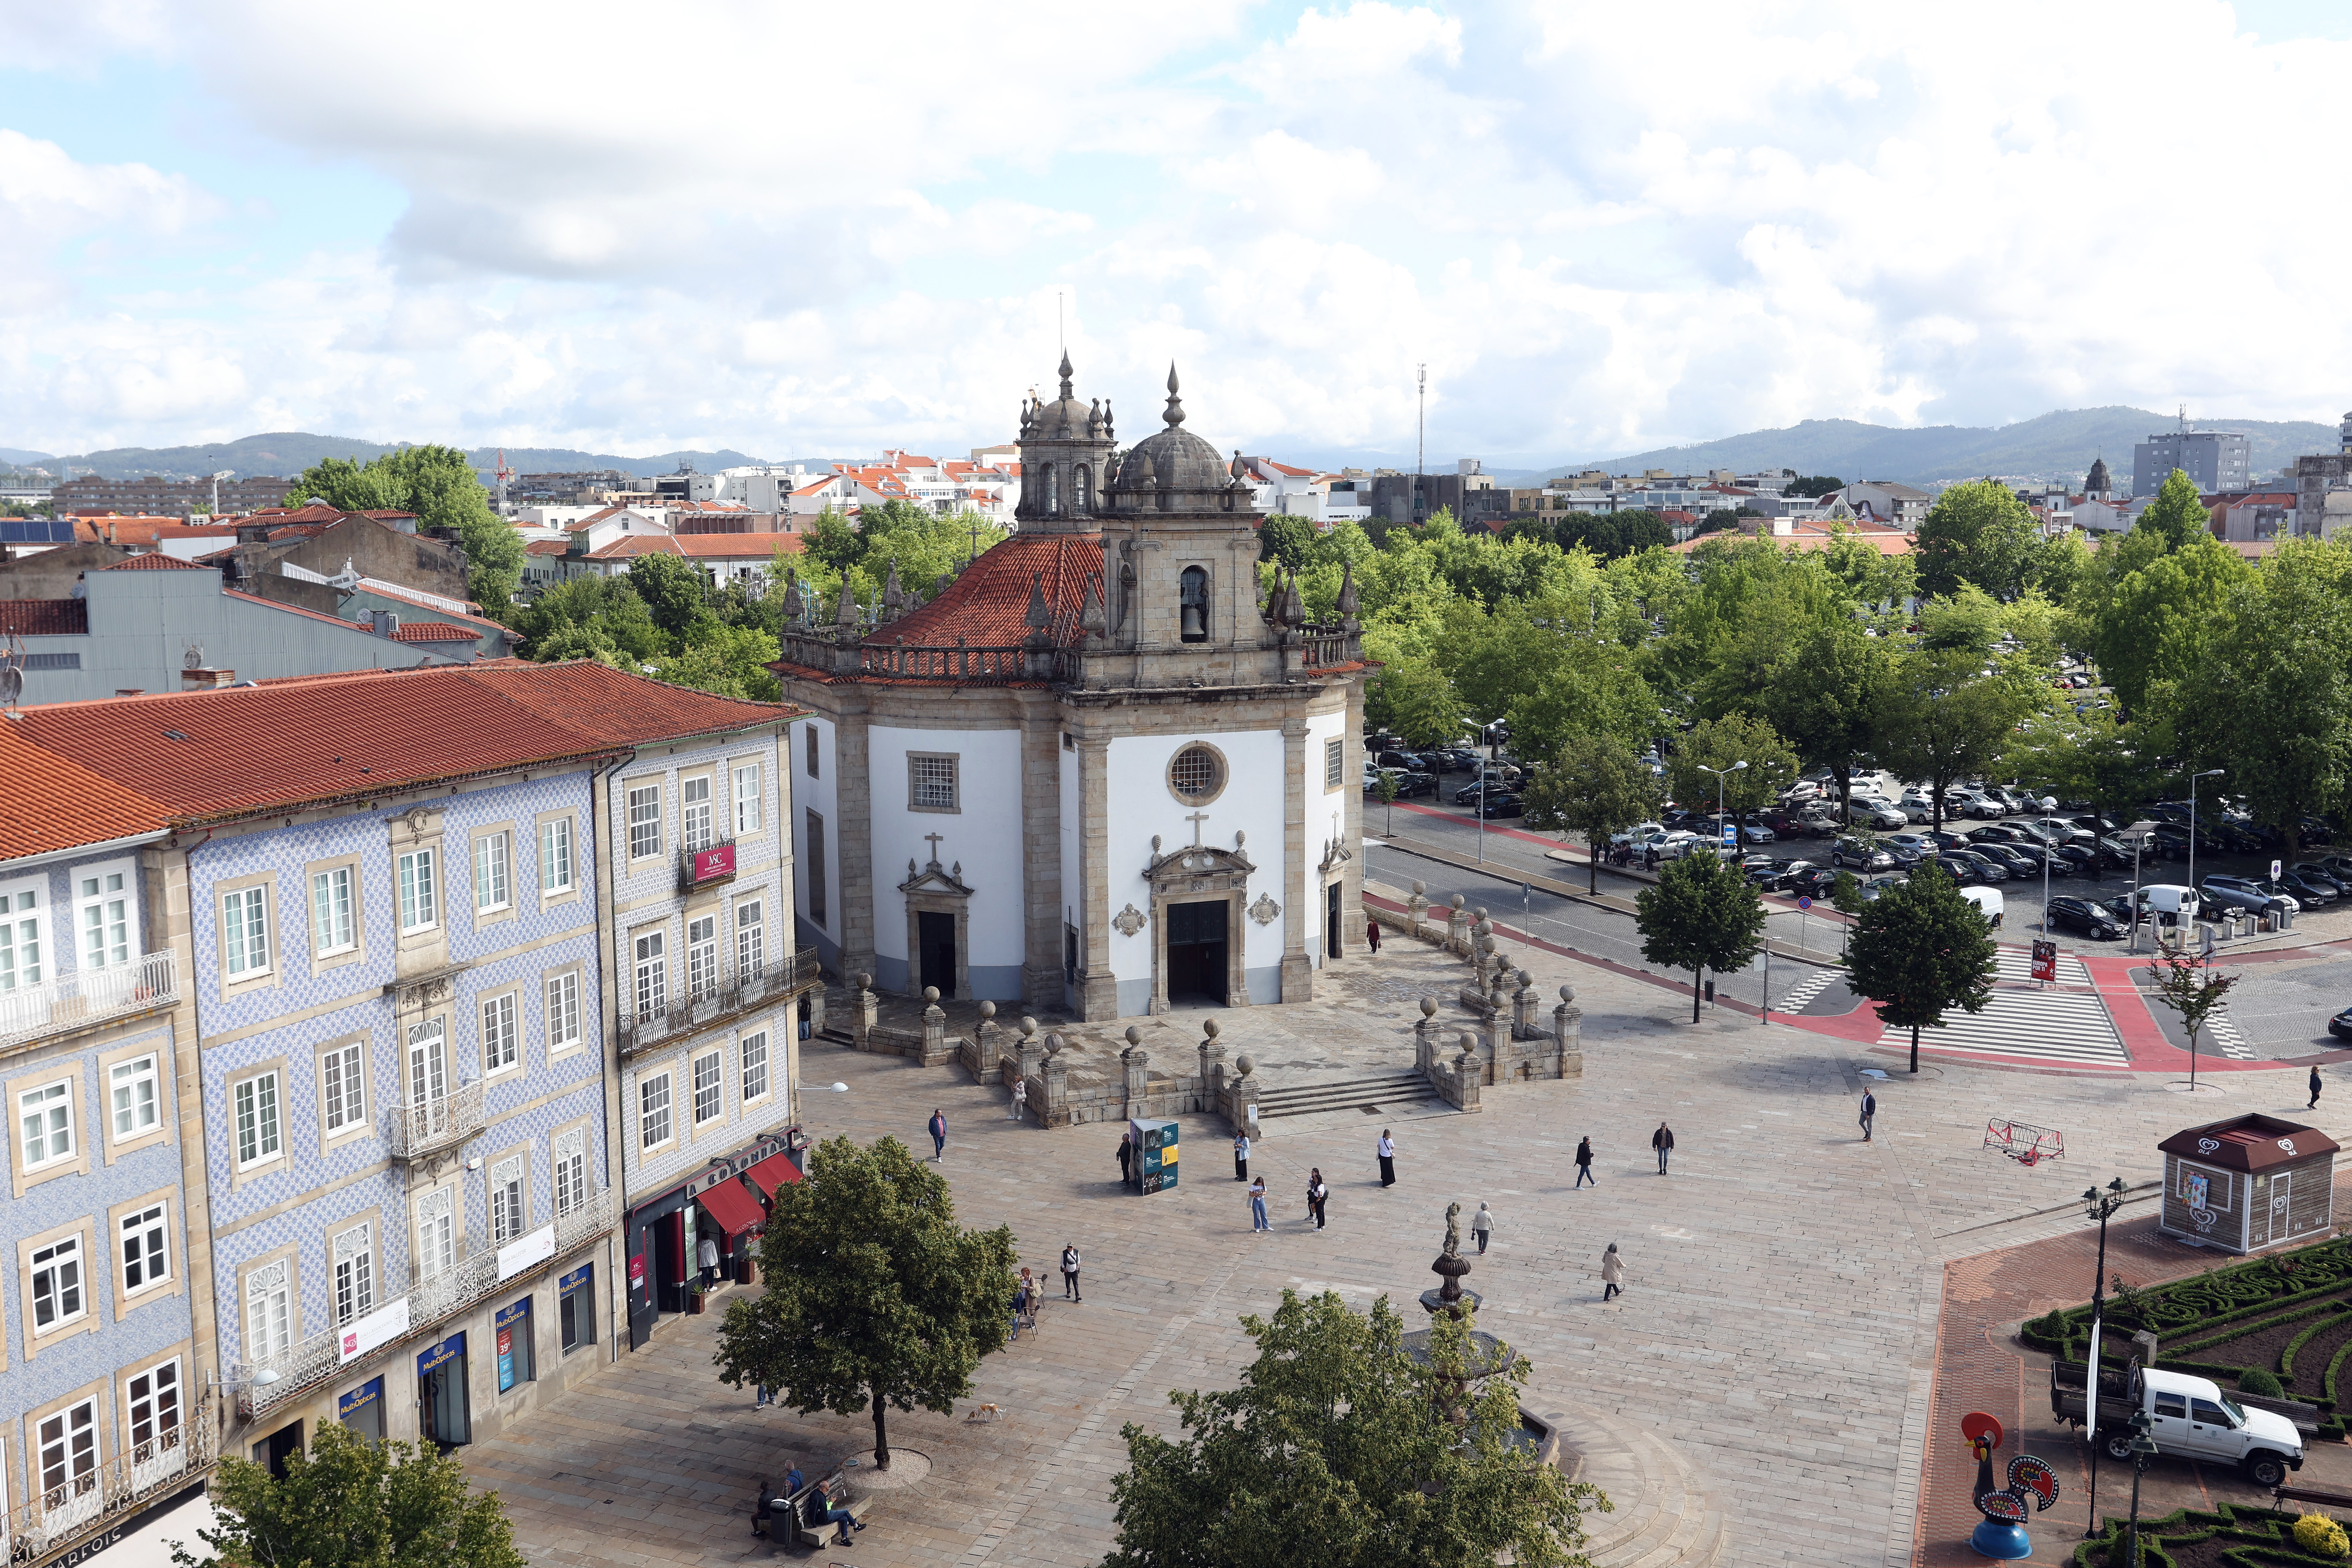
2206 1007 2256 1060
1877 984 2128 1067
1777 965 1840 1013
1993 946 2093 987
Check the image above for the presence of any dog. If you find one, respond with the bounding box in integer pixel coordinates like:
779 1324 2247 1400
966 1403 999 1423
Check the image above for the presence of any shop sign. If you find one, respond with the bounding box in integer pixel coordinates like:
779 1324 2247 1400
339 1297 410 1364
338 1378 383 1418
498 1222 556 1281
416 1332 466 1376
691 843 736 885
558 1264 593 1297
628 1253 647 1288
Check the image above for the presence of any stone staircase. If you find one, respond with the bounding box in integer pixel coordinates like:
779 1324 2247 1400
1250 1069 1442 1121
1547 1407 1729 1567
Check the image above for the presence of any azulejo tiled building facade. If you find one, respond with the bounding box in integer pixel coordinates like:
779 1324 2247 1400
773 357 1371 1021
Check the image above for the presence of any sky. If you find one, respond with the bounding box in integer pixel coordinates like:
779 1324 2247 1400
3 0 2350 469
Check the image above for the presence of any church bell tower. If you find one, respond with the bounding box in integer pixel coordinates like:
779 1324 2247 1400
1014 351 1114 532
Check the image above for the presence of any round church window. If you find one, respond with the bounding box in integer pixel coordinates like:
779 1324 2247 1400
1167 743 1227 804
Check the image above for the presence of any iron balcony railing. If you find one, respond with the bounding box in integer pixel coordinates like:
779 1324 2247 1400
383 1078 486 1163
0 949 176 1053
234 1190 612 1420
617 949 821 1058
1 1409 214 1564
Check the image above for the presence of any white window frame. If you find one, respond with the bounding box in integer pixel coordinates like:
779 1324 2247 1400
321 1041 365 1135
639 1072 673 1151
553 1127 587 1217
221 885 270 977
126 1357 181 1462
688 915 718 1000
110 1054 159 1141
30 1232 86 1330
1324 736 1344 789
233 1070 282 1169
733 762 763 835
37 1397 98 1510
741 1032 770 1106
692 1049 722 1127
245 1256 291 1362
19 1078 74 1170
490 1154 526 1245
546 971 582 1055
736 900 764 979
908 752 960 812
539 817 575 895
627 784 663 860
0 875 48 991
396 849 438 933
120 1200 170 1295
333 1222 375 1328
481 991 519 1075
473 831 511 914
681 775 714 854
74 861 133 970
310 865 356 957
633 928 667 1021
414 1186 454 1282
407 1017 448 1109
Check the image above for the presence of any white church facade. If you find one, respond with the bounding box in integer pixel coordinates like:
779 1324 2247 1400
769 357 1370 1020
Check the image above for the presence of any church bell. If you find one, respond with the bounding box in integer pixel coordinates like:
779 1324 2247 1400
1181 601 1207 639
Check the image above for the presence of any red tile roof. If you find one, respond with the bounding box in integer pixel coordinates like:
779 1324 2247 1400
0 600 89 635
869 532 1102 647
71 518 239 547
0 720 170 861
11 663 798 827
524 539 573 556
107 552 209 570
671 534 805 559
388 621 479 643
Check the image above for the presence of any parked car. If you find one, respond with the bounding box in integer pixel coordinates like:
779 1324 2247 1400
1884 832 1938 861
2053 1362 2303 1488
2329 1005 2352 1042
2045 896 2127 940
1955 793 2007 820
1899 790 1938 823
1476 793 1525 819
1966 824 2034 846
2199 876 2292 917
2026 817 2096 846
1611 820 1667 847
2278 870 2339 906
1972 843 2039 876
1452 781 1494 805
1390 770 1439 798
1932 854 1988 885
1829 837 1894 873
2317 854 2352 882
1784 865 1844 899
1859 872 1907 902
1949 848 2012 882
2293 864 2350 896
1855 800 1908 830
1926 829 1972 853
1741 854 1788 885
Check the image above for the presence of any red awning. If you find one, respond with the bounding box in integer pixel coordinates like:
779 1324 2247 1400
697 1178 767 1239
747 1152 802 1196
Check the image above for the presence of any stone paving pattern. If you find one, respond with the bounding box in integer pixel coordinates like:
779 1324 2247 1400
458 879 2352 1567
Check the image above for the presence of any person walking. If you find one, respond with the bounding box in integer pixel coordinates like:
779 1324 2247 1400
928 1108 947 1161
1234 1130 1251 1181
1366 919 1382 956
1249 1175 1270 1231
1652 1122 1674 1175
1859 1088 1877 1142
1471 1201 1494 1254
2313 1066 2325 1110
1574 1135 1595 1188
1376 1129 1397 1187
1601 1242 1626 1302
1115 1131 1133 1189
698 1232 721 1291
1060 1242 1082 1302
1011 1077 1030 1122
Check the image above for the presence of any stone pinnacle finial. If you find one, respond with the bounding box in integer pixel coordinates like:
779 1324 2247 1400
834 581 858 629
1058 348 1074 399
1024 572 1051 629
1163 362 1185 428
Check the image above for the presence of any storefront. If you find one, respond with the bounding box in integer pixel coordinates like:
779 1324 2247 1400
337 1377 386 1446
625 1126 805 1349
495 1296 536 1394
416 1332 471 1449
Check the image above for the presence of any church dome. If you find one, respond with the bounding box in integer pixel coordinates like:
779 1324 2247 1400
1020 351 1109 444
2086 455 2110 493
1111 365 1234 502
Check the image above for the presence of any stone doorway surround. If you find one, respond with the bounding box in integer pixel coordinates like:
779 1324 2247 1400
899 850 972 1001
1144 839 1253 1012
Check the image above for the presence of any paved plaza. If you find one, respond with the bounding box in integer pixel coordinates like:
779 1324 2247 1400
460 879 2352 1566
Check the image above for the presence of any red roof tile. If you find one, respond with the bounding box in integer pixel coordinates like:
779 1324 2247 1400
0 720 170 861
868 532 1102 647
107 553 208 570
0 600 89 635
388 622 479 643
670 534 805 559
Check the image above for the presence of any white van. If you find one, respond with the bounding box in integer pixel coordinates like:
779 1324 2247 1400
1960 886 2004 929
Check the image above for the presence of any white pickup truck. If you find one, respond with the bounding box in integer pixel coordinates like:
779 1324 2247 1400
2050 1359 2305 1487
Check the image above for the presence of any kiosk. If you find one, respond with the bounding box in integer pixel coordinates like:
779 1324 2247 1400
2158 1114 2339 1253
1130 1119 1179 1194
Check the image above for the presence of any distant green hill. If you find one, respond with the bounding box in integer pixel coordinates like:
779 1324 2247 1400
5 432 780 482
1500 407 2339 488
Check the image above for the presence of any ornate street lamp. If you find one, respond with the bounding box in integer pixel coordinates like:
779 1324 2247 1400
2081 1176 2129 1539
2124 1410 2158 1568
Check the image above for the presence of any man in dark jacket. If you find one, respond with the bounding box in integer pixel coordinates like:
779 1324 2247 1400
1116 1131 1133 1188
928 1109 947 1161
1652 1121 1675 1175
1574 1136 1595 1188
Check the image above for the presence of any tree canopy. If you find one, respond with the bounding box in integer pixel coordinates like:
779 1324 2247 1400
287 445 523 611
1524 735 1660 892
1912 479 2044 601
1839 860 1997 1072
1635 848 1767 1022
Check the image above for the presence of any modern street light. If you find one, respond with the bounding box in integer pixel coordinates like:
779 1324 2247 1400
2124 1410 2158 1567
2187 768 2224 910
1460 718 1500 867
2080 1176 2129 1540
2122 820 2158 954
1696 760 1748 859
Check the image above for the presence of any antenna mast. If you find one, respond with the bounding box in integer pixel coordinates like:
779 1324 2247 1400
1417 363 1427 476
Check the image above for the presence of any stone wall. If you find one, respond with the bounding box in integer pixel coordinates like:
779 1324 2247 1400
1376 879 1583 1095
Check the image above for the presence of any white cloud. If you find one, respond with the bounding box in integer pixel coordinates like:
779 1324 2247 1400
2 0 2349 464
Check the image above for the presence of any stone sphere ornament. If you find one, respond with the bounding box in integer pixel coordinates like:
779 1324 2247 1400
1234 1053 1255 1077
1420 996 1437 1017
923 987 940 1004
1124 1025 1143 1046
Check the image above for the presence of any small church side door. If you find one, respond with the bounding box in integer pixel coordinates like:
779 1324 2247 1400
1165 899 1228 1003
919 911 959 999
1325 882 1341 965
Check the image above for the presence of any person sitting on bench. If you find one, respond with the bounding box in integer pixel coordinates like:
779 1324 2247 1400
803 1481 864 1545
752 1475 788 1537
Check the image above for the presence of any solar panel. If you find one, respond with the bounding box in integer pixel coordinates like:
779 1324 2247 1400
0 519 74 543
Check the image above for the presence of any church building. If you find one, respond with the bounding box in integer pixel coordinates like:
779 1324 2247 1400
770 357 1369 1020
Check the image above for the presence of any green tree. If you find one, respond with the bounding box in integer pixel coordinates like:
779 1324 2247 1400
1374 766 1401 835
2146 949 2241 1091
1103 1288 1605 1568
173 1420 524 1568
1913 479 2043 600
1840 860 1997 1073
511 576 666 665
2069 529 2250 719
713 1134 1014 1469
1664 712 1798 832
650 622 783 701
1872 647 2043 831
1635 849 1767 1022
1998 708 2163 881
1369 658 1466 747
1784 475 1844 499
1259 514 1317 571
1759 618 1890 826
628 551 712 640
2136 468 2212 553
287 444 522 610
1524 736 1662 893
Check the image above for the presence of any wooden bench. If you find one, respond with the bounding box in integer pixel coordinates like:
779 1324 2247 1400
2275 1484 2352 1513
783 1470 873 1551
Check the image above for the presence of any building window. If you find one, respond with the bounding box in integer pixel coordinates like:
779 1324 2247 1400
1179 565 1209 642
77 868 130 969
474 832 511 914
37 1400 98 1510
639 1073 673 1150
396 849 437 933
681 775 715 854
490 1155 526 1244
909 753 959 812
31 1233 84 1328
688 916 718 999
0 881 46 989
736 900 764 979
547 971 581 1054
1168 743 1225 802
233 1071 282 1167
110 1054 159 1139
734 763 763 835
633 929 667 1021
415 1186 454 1281
245 1257 291 1359
20 1079 74 1169
407 1017 447 1110
497 1295 535 1392
126 1359 181 1461
553 1127 587 1217
1324 737 1344 789
692 1050 722 1126
333 1223 374 1326
805 725 820 779
806 811 828 926
628 784 663 860
481 992 518 1074
540 817 575 894
321 1042 364 1133
121 1201 169 1292
223 885 270 976
741 1032 769 1104
560 1268 595 1353
1076 464 1092 514
311 866 356 956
